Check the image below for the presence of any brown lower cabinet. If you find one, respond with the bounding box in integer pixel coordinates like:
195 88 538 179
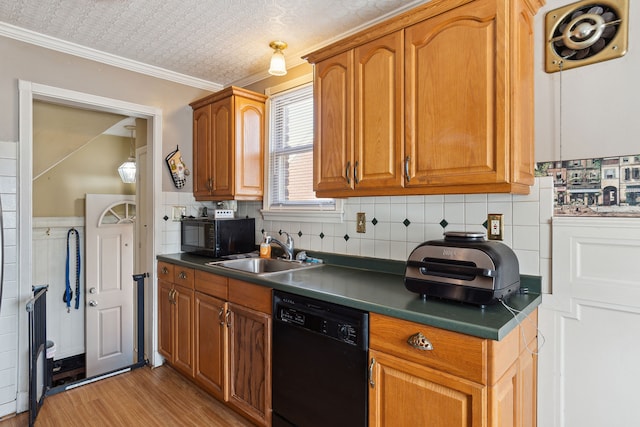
157 263 195 379
368 310 538 427
158 263 272 427
227 301 272 426
159 261 537 427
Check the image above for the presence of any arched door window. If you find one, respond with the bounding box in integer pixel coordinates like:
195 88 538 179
97 201 136 226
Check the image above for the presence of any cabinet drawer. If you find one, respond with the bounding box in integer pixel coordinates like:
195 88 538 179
228 279 272 314
195 270 228 300
370 313 487 384
157 261 174 280
173 266 195 289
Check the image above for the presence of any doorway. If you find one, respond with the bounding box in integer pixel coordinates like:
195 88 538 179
18 81 163 406
32 103 140 385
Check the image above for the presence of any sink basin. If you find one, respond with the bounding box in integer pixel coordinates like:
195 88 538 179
207 257 322 276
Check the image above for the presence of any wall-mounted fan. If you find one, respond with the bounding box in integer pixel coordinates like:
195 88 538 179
545 0 629 73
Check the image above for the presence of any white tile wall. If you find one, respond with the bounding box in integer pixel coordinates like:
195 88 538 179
160 177 554 289
0 141 18 412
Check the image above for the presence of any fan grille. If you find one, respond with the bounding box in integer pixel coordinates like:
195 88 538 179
545 0 628 73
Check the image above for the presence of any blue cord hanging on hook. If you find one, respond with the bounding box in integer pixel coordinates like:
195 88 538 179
63 228 81 312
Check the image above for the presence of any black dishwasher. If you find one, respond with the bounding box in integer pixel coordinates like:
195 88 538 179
272 290 369 427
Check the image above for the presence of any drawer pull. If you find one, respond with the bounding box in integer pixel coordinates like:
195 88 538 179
161 266 169 275
407 332 434 351
178 271 187 280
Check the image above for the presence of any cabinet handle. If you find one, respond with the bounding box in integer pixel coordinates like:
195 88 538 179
169 289 176 305
206 178 213 191
354 160 359 185
161 266 169 275
218 307 225 326
404 156 410 183
345 161 351 185
368 357 376 388
178 271 187 280
225 309 231 328
407 332 433 351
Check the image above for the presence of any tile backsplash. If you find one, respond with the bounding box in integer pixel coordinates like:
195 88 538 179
161 176 554 292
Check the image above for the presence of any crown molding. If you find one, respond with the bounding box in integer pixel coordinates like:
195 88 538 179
0 22 223 92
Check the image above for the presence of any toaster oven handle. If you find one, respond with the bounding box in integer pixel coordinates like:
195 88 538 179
406 260 496 278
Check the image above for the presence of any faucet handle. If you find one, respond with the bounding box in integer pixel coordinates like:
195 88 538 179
286 232 294 246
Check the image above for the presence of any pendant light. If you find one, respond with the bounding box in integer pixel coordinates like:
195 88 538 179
268 41 288 76
118 124 136 183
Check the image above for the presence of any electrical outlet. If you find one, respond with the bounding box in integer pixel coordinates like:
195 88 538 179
356 212 366 233
172 206 186 221
487 213 503 240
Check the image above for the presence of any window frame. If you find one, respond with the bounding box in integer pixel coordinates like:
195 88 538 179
261 73 343 223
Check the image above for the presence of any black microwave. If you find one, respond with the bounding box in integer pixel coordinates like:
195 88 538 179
181 217 255 257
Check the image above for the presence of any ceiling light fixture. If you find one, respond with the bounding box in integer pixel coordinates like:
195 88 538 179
118 124 137 184
268 40 288 76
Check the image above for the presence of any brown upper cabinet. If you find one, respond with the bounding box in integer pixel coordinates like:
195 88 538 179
313 32 404 195
190 86 267 201
305 0 544 197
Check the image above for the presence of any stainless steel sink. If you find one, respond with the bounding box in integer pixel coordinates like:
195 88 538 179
207 257 322 276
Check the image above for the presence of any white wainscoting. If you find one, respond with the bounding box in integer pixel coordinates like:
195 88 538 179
538 217 640 427
32 217 85 361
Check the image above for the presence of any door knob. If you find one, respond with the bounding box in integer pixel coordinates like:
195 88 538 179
89 287 97 294
89 300 98 307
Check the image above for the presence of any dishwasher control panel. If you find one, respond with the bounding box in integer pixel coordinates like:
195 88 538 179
274 291 368 348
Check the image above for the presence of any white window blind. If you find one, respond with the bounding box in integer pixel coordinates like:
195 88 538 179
268 83 335 210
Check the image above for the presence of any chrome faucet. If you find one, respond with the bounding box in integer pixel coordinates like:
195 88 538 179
270 231 295 260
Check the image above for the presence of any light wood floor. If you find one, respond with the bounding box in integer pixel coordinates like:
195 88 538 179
0 365 254 427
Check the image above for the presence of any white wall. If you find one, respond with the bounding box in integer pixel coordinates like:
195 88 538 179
0 141 18 416
32 219 86 361
539 217 640 427
534 1 640 162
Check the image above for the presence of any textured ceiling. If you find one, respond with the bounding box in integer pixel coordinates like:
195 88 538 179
0 0 428 89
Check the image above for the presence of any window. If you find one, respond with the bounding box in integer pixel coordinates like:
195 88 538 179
262 77 342 222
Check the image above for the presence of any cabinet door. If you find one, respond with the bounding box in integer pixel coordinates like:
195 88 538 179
227 303 272 427
158 279 174 361
234 95 265 199
518 351 537 427
211 96 234 199
354 31 404 192
193 103 213 199
509 0 536 188
405 0 506 188
489 350 537 427
314 50 354 193
490 361 518 427
369 349 485 427
173 284 195 378
195 292 227 400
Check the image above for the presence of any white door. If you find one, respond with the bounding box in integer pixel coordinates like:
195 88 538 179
85 194 136 377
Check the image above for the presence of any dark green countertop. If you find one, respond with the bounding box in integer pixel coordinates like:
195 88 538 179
157 252 541 341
